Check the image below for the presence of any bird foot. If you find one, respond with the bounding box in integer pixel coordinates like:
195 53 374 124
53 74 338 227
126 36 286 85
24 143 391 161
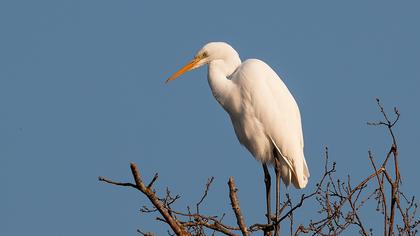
270 215 279 223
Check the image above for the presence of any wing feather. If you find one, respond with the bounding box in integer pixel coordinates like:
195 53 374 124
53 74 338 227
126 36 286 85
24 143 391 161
237 59 309 188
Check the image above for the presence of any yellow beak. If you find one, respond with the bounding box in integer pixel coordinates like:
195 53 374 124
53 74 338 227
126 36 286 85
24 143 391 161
166 58 201 83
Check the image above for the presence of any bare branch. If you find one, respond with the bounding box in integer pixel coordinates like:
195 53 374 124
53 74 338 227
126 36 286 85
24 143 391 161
196 177 214 214
98 176 137 188
100 163 190 236
147 173 159 189
228 177 250 236
99 99 419 236
137 228 155 236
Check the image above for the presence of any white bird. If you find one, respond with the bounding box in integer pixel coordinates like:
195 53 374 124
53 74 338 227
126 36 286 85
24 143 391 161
166 42 309 234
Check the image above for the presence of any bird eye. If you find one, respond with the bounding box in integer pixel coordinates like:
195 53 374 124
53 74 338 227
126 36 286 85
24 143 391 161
194 52 207 60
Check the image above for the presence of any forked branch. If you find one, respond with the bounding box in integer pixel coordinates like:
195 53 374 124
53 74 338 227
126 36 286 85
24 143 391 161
99 99 419 236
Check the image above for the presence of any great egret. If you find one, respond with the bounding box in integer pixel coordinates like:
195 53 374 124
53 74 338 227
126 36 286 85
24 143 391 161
166 42 309 234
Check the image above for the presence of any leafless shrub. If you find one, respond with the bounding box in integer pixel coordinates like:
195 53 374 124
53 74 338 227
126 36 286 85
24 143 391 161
99 99 419 235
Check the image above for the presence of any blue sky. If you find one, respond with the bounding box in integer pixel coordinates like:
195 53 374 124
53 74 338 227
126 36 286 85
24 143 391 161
1 1 420 235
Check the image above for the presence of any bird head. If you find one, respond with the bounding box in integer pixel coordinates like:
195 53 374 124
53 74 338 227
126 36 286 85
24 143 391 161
166 42 240 83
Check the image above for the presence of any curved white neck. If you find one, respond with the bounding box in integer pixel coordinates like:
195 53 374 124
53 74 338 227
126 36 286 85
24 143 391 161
207 57 241 109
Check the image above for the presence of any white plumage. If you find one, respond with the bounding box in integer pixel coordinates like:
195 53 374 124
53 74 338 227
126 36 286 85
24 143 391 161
167 42 309 229
227 58 309 188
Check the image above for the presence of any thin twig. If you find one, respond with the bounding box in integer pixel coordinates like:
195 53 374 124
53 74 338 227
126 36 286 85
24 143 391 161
196 177 214 214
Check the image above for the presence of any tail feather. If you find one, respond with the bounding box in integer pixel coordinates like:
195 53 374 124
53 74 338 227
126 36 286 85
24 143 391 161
269 135 309 189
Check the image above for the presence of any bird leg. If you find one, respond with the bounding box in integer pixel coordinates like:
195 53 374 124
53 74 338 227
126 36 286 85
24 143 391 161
262 163 272 236
274 158 281 236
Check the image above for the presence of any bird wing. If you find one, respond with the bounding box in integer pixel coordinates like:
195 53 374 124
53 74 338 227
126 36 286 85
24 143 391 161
237 59 309 188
